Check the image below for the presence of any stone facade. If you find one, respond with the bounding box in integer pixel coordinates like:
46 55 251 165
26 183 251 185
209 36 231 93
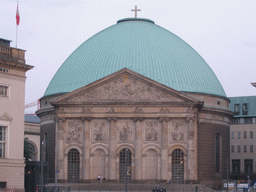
37 69 232 188
0 39 33 191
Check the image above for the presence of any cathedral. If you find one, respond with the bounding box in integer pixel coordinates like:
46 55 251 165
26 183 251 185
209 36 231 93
36 17 232 188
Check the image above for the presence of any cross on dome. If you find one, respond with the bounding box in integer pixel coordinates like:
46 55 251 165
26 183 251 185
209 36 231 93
131 6 141 18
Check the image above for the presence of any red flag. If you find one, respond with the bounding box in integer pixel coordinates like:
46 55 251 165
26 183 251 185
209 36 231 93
16 4 20 25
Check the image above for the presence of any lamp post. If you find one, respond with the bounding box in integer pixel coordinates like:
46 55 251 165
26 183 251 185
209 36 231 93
248 175 250 191
125 148 128 192
40 141 44 192
227 158 229 192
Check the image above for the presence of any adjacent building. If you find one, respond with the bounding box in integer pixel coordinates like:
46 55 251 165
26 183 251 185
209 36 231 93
36 18 232 188
0 38 33 190
229 96 256 180
24 114 40 161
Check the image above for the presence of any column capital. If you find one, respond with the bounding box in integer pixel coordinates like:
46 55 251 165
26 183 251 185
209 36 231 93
133 117 144 122
56 117 66 122
160 117 170 122
107 117 118 122
80 117 92 122
186 117 196 122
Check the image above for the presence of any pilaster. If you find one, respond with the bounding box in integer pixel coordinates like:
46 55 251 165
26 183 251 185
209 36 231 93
56 117 65 181
108 117 117 180
160 117 169 180
134 117 143 181
84 118 91 180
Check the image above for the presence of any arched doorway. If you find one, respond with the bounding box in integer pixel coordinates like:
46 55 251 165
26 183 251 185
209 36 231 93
144 149 158 180
172 149 184 183
119 148 131 183
68 149 80 183
92 149 105 179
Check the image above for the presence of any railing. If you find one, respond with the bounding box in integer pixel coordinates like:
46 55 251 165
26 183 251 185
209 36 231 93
37 185 71 192
0 46 11 57
0 45 25 64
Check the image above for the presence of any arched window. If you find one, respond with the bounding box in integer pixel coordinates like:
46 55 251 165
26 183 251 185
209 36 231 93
68 149 80 183
27 142 36 161
44 132 48 161
119 148 132 183
216 132 221 173
172 149 184 183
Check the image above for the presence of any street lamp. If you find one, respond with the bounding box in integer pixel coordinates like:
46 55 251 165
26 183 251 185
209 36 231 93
40 141 44 192
125 148 128 192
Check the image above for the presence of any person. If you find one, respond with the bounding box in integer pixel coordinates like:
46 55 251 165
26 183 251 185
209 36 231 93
97 175 101 182
100 175 105 183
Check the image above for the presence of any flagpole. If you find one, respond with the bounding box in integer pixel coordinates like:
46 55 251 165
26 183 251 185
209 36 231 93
16 0 19 48
16 24 18 48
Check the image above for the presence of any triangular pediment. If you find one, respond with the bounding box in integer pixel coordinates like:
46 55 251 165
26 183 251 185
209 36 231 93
51 68 202 105
0 113 13 121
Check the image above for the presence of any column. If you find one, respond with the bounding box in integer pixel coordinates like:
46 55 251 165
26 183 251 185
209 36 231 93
186 117 197 181
84 118 91 181
108 117 117 181
134 117 143 181
160 117 169 181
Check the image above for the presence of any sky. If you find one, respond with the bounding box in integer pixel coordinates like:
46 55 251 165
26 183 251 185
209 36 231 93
1 0 256 113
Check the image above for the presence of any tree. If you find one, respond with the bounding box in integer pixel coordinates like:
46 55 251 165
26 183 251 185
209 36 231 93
24 138 34 161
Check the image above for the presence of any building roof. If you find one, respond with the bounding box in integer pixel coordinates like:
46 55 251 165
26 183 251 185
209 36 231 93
25 114 40 123
44 18 226 98
229 96 256 117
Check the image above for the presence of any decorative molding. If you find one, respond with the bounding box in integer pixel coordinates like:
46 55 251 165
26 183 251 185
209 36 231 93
186 107 194 112
107 107 116 113
169 119 187 143
117 120 134 143
134 107 143 113
145 120 159 142
133 117 144 122
0 113 12 121
107 117 118 122
159 117 170 122
80 117 92 122
66 75 179 103
66 120 82 143
92 120 108 143
160 107 170 113
58 107 65 113
82 107 91 113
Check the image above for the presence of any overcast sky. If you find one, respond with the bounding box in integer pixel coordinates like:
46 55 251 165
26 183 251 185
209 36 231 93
1 0 256 113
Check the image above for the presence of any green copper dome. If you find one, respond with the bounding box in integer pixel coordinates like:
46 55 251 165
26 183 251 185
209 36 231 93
44 18 226 97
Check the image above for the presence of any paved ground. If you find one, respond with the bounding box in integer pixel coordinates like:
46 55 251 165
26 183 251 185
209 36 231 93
47 183 221 192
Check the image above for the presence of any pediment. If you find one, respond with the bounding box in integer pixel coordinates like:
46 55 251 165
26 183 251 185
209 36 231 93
0 113 13 121
51 68 201 105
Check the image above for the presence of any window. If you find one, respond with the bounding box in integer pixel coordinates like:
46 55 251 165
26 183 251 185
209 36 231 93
43 132 48 161
242 103 248 115
216 133 221 173
244 145 247 153
231 132 234 139
244 131 247 139
234 104 240 115
0 86 8 97
0 182 6 189
250 131 253 138
238 145 241 153
250 145 253 152
0 126 6 158
234 118 240 124
245 118 252 124
231 145 234 153
238 132 241 139
244 159 253 174
232 159 240 174
0 68 9 73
